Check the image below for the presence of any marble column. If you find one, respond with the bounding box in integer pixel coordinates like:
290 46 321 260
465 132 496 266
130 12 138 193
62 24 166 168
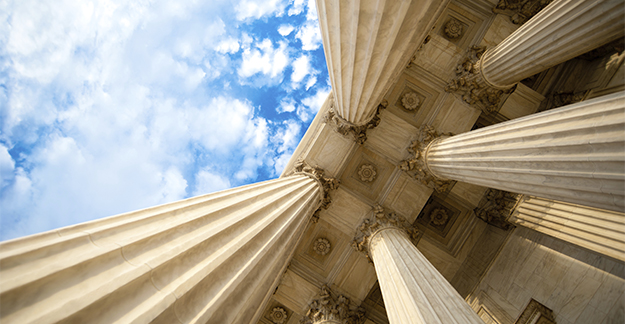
510 196 625 262
0 162 338 324
481 0 625 89
411 91 625 212
316 0 449 126
353 206 484 324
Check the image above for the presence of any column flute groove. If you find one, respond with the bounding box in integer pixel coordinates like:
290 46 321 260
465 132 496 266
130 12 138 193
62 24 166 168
0 162 339 324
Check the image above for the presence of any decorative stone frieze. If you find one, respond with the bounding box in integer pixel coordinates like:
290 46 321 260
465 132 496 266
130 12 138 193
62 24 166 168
324 95 388 145
352 205 421 263
399 125 454 193
292 160 340 222
445 46 516 114
493 0 554 25
357 164 377 182
300 285 365 324
444 18 464 39
270 307 289 324
313 237 331 256
474 189 520 230
401 91 421 110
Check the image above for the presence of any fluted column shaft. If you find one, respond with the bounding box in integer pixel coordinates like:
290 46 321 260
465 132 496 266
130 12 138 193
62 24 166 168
369 228 483 324
424 92 625 212
316 0 448 125
481 0 624 89
0 175 322 324
510 196 625 261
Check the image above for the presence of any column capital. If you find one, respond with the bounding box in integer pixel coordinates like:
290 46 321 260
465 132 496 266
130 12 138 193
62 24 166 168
324 93 388 145
399 125 454 193
300 285 365 324
290 160 340 222
352 205 421 263
445 46 516 113
493 0 553 25
474 189 520 230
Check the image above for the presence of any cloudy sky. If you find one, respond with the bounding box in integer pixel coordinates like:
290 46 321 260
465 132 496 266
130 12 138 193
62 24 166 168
0 0 330 240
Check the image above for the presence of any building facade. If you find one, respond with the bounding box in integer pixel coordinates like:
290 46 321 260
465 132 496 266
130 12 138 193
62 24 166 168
1 0 624 323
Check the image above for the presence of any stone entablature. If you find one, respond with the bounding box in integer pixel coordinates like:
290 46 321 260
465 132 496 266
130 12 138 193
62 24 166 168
399 125 454 193
300 285 365 324
352 205 421 263
324 94 387 145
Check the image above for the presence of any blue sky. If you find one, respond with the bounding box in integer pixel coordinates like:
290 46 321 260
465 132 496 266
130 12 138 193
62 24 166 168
0 0 330 240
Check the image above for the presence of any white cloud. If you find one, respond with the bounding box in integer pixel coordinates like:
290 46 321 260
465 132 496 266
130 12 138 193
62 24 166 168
238 39 289 81
0 144 15 189
296 20 322 51
278 24 294 36
305 75 317 90
216 38 241 54
272 120 301 175
277 97 297 113
194 169 231 196
298 87 330 122
291 54 311 84
288 0 305 16
235 0 286 20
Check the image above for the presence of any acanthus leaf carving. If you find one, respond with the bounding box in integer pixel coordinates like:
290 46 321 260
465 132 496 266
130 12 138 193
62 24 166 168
493 0 554 25
291 160 340 222
300 285 365 324
324 94 387 145
474 188 520 230
399 125 454 193
352 205 421 263
445 46 515 114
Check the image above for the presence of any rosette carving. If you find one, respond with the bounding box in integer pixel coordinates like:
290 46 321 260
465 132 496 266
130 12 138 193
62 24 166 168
324 94 388 145
399 125 454 193
292 160 340 223
300 285 365 324
444 18 464 39
445 46 515 114
401 92 421 111
352 205 421 263
270 307 288 324
357 164 377 182
313 237 331 255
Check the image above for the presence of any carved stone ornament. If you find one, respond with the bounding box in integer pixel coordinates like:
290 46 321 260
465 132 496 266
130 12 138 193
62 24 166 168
401 91 421 111
538 91 585 112
270 307 288 324
300 285 366 324
429 208 449 226
493 0 553 25
399 125 454 193
444 18 464 39
352 205 421 263
324 93 388 145
313 237 331 256
515 299 556 324
474 188 520 230
357 164 377 182
445 46 516 114
291 160 340 223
